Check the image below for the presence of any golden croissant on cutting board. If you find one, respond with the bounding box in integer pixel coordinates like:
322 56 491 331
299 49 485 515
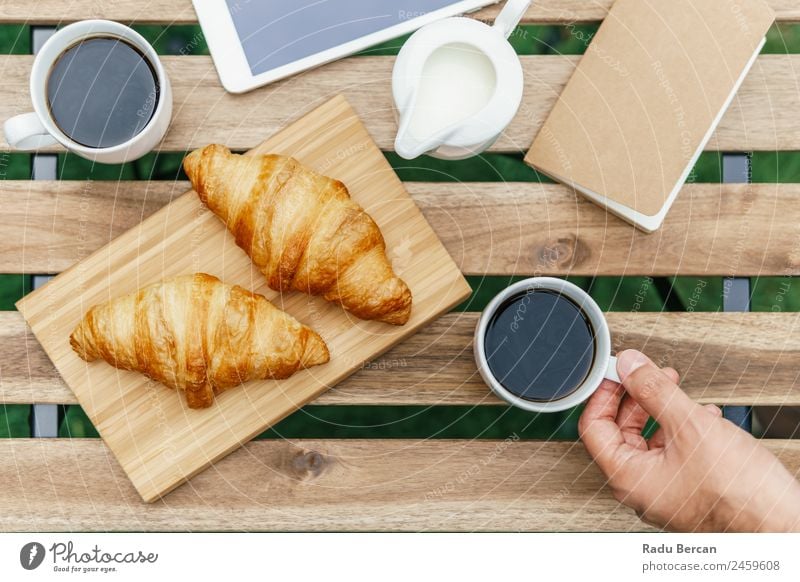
69 273 329 409
183 144 413 325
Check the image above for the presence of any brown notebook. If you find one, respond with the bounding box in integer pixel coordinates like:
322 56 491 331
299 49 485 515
525 0 774 232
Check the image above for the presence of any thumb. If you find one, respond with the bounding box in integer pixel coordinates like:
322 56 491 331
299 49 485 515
616 349 699 431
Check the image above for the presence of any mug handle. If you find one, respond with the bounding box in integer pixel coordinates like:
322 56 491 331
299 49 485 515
493 0 533 39
605 355 621 384
4 112 58 150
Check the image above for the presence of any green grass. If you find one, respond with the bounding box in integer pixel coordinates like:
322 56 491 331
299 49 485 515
2 23 800 440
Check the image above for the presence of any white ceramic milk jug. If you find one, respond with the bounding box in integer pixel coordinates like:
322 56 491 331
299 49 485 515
392 0 530 160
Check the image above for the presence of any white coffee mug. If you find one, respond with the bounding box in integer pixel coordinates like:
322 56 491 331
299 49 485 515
474 277 621 413
3 20 172 164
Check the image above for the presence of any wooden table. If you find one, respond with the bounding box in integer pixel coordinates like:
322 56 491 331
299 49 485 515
2 1 800 532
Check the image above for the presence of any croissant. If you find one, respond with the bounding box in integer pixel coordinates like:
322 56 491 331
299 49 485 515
183 144 412 325
69 273 329 409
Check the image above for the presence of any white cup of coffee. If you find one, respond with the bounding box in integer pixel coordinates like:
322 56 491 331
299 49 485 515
3 20 172 164
474 277 621 413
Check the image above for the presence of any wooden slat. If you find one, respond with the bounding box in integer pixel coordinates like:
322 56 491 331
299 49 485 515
0 181 180 274
2 0 800 24
0 438 641 531
2 438 798 532
0 55 797 152
4 311 800 407
2 180 800 276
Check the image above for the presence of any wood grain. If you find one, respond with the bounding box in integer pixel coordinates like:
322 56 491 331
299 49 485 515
5 311 800 407
0 55 798 152
2 0 799 24
3 181 800 276
15 96 471 503
0 438 643 532
2 438 799 532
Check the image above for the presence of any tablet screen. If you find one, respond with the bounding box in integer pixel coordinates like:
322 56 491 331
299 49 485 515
225 0 471 76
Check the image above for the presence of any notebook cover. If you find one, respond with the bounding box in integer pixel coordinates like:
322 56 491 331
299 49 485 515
525 0 774 227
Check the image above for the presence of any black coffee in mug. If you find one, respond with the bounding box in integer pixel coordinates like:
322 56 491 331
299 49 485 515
46 37 159 148
484 289 596 402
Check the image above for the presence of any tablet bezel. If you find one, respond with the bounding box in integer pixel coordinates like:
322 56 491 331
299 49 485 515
193 0 500 93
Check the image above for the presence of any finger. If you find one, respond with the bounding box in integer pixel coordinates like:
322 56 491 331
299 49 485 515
617 349 699 433
662 367 679 384
616 370 681 438
617 367 680 446
648 425 666 449
648 403 721 449
579 380 627 474
581 379 625 425
616 395 649 439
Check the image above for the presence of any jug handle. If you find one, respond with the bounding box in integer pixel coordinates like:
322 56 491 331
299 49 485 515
493 0 532 39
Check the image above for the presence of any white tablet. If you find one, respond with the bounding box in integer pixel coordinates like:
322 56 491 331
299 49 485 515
193 0 500 93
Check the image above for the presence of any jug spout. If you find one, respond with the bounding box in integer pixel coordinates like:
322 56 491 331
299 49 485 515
394 131 443 160
394 109 446 160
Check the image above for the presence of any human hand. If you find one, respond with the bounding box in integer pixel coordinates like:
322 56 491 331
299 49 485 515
579 349 800 532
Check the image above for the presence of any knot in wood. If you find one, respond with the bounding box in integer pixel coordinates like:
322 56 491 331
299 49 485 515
291 449 329 479
536 235 589 269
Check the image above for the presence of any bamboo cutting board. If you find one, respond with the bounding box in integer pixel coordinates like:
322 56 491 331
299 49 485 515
17 95 471 503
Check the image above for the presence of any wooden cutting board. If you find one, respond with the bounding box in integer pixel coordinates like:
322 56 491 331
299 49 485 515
17 95 471 503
